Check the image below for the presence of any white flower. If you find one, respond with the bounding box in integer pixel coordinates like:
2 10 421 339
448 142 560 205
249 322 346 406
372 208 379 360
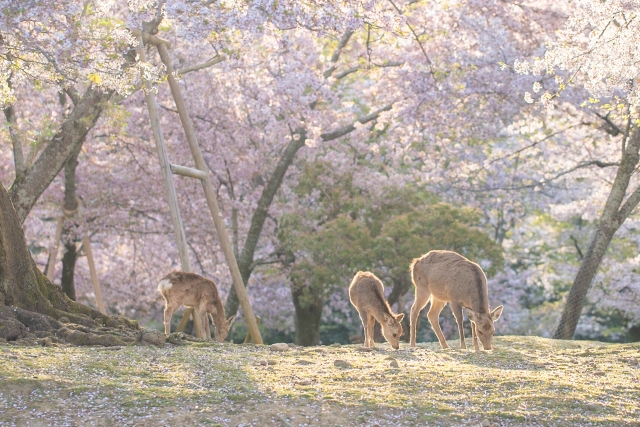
533 82 542 93
524 92 534 103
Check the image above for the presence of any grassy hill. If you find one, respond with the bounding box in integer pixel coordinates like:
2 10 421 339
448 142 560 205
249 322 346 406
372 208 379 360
1 336 639 426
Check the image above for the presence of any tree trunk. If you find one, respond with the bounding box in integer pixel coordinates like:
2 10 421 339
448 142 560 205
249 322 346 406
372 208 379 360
225 137 306 316
8 86 112 224
60 242 77 301
0 182 133 328
224 104 395 318
291 280 323 346
554 128 640 339
60 147 81 301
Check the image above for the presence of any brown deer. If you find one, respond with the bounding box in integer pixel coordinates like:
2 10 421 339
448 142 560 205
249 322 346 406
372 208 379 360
349 271 405 349
158 271 235 341
409 250 503 350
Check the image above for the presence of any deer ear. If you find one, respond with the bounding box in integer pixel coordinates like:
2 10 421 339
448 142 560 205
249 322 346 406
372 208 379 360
226 315 236 327
465 308 478 323
491 306 503 321
395 313 405 323
383 313 395 326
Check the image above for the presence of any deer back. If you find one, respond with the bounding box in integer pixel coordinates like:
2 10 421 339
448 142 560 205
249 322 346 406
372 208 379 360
411 250 489 314
158 271 224 313
349 271 395 318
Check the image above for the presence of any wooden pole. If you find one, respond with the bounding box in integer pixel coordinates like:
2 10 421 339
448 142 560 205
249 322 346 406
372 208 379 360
156 43 263 344
243 316 261 344
82 236 107 314
137 36 204 339
46 215 64 281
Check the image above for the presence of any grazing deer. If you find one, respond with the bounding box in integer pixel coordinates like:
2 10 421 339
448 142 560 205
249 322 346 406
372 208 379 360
349 271 405 350
409 250 503 351
157 271 235 341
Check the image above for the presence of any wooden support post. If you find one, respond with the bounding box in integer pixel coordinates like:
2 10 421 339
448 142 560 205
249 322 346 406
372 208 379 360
131 29 171 48
156 43 263 344
46 215 64 281
82 236 107 314
176 307 193 333
243 316 261 344
170 163 207 180
137 35 204 339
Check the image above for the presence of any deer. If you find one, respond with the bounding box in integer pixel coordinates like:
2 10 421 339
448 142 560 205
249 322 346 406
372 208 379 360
349 271 405 350
157 271 235 341
409 250 503 351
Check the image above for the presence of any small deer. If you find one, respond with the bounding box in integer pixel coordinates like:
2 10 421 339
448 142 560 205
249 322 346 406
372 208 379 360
409 250 503 351
349 271 405 350
157 271 235 341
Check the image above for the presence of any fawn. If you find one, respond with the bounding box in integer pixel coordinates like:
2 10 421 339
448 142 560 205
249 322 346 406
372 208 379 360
409 250 503 350
158 271 235 341
349 271 405 349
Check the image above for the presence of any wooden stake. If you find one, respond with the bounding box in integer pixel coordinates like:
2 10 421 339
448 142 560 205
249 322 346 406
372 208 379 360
46 215 64 281
176 307 193 333
82 236 107 315
243 316 262 344
137 35 203 339
156 43 263 344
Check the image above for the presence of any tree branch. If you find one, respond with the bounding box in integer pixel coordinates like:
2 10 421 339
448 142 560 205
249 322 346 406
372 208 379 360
320 103 394 141
177 56 226 75
324 30 354 78
3 104 26 180
594 111 623 136
569 235 584 260
8 86 113 223
387 0 436 80
616 185 640 227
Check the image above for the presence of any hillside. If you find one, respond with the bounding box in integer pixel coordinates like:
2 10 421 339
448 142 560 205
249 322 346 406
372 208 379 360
1 336 639 426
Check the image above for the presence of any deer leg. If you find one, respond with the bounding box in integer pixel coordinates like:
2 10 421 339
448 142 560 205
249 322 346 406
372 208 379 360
356 309 368 347
192 308 205 339
163 302 179 334
471 322 480 351
451 302 466 349
427 299 449 349
410 286 431 347
200 310 210 340
367 313 376 347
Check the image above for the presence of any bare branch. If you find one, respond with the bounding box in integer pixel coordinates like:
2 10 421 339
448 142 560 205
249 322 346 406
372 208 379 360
324 30 354 78
387 0 436 80
3 104 26 180
335 66 360 80
488 123 581 165
177 56 226 75
616 185 640 226
321 103 394 141
457 160 619 193
569 235 584 260
594 111 623 136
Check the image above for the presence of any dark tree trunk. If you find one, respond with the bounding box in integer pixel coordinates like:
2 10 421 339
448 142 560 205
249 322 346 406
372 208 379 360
0 182 133 328
61 242 77 301
290 280 323 346
225 137 306 317
60 147 81 301
554 128 640 339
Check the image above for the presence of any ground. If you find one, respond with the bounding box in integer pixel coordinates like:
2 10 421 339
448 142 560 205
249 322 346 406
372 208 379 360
0 336 639 427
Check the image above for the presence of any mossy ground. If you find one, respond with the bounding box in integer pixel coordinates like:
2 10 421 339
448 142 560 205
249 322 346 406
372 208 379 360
0 336 638 426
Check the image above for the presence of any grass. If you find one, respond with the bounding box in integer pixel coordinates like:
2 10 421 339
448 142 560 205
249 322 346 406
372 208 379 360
0 336 639 426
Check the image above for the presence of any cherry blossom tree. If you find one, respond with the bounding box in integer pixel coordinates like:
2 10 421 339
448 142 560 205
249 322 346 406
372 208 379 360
514 0 640 339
